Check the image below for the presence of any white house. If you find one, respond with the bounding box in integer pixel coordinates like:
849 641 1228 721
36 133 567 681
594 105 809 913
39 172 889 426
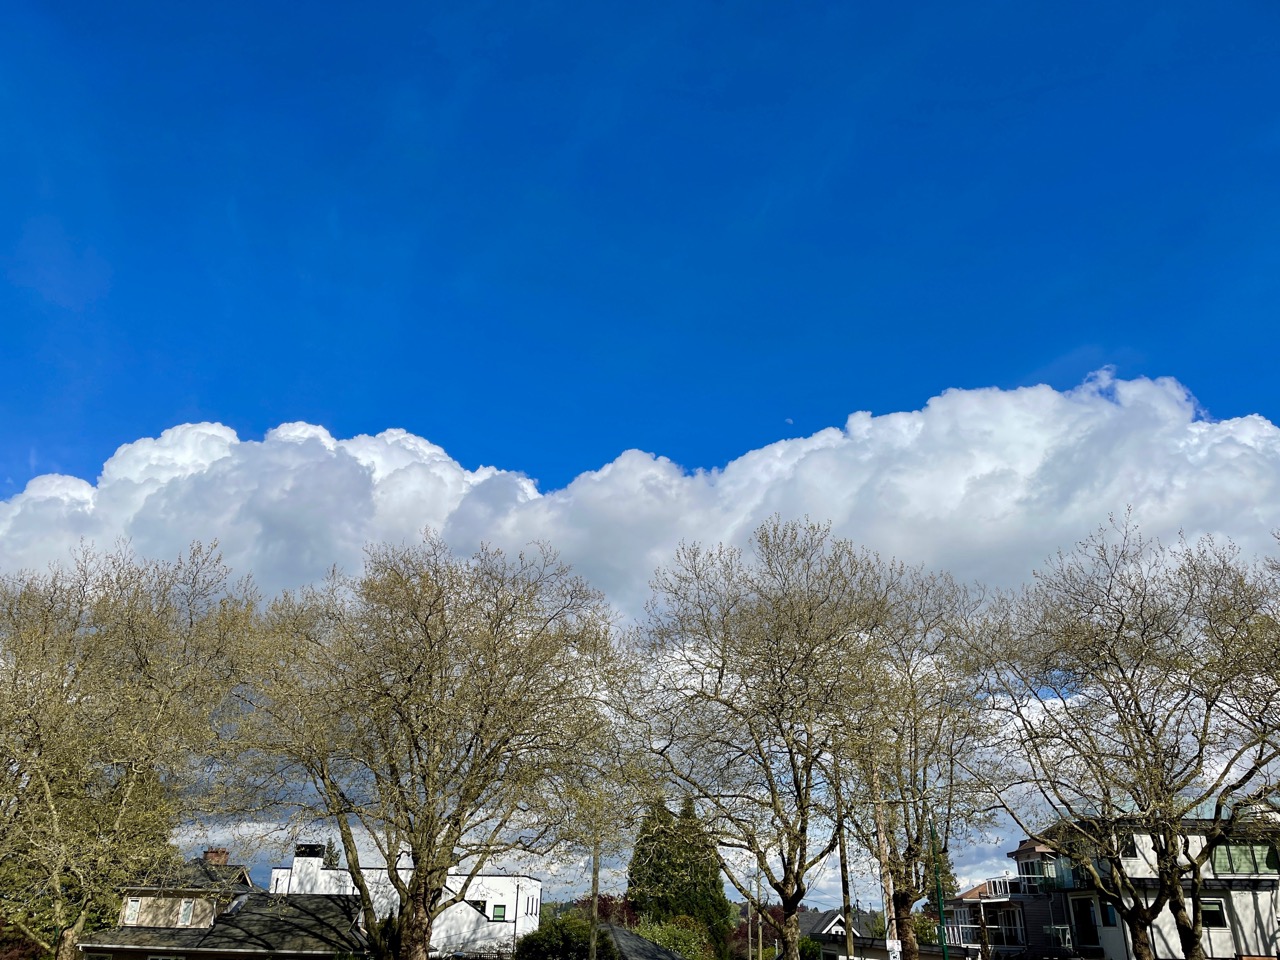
269 844 542 955
946 827 1280 960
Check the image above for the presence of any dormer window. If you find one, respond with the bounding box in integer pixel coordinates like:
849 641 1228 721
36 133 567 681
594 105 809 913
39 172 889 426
179 899 194 925
124 898 141 925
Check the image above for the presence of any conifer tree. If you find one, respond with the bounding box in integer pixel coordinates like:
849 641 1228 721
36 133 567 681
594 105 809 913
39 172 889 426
626 803 678 918
672 798 734 960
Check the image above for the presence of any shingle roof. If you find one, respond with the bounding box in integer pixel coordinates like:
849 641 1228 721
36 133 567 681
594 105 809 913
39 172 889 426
79 894 366 956
797 909 843 939
126 858 257 895
605 925 685 960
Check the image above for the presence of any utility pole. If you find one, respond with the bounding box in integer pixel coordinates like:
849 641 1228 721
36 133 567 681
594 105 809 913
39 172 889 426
757 875 764 960
833 756 858 960
589 836 601 960
930 817 950 960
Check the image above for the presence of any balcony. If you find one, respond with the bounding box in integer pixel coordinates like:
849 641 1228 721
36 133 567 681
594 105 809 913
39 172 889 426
945 923 1026 948
981 875 1041 898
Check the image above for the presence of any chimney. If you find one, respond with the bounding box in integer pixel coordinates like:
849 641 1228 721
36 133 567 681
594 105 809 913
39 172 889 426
203 848 230 865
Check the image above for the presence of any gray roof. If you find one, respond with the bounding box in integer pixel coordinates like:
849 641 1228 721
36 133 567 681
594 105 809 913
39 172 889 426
79 894 366 956
798 910 841 939
127 859 258 895
605 925 685 960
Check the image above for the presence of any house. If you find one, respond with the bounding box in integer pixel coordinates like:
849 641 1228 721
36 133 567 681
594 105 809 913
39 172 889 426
269 843 542 955
798 909 854 960
78 894 365 960
110 848 258 931
77 848 365 960
796 907 974 960
945 827 1280 960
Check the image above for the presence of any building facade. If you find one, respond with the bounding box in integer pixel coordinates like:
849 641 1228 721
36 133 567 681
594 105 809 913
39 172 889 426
946 830 1280 960
269 844 542 955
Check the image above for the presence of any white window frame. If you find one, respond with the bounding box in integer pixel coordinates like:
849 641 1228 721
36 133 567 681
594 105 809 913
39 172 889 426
179 899 195 926
124 898 141 925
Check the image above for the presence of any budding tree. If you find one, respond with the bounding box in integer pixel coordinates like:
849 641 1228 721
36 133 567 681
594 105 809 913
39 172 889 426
238 534 616 960
0 545 253 960
835 564 988 960
637 518 872 960
977 520 1280 960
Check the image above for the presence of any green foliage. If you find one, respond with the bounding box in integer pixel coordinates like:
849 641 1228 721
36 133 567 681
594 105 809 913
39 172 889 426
626 800 734 959
634 917 711 960
922 846 959 906
323 838 341 869
516 915 619 960
798 938 822 960
911 913 939 945
0 545 245 960
628 803 678 917
861 911 886 938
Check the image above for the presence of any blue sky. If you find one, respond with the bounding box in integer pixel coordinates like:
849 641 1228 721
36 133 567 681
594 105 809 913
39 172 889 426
4 1 1279 495
7 1 1280 897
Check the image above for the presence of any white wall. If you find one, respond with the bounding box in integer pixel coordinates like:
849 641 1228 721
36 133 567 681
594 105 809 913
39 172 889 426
270 853 541 955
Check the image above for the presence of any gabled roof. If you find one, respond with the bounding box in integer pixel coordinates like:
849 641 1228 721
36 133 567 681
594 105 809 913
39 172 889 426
126 858 258 895
79 894 365 956
951 882 993 902
797 909 849 939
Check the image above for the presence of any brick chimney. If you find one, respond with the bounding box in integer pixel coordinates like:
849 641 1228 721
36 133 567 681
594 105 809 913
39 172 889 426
203 847 230 865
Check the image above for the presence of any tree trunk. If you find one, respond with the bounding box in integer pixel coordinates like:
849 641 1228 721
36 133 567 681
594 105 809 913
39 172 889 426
1124 916 1156 960
780 910 803 960
1168 884 1205 960
893 890 919 960
400 886 435 960
833 762 858 960
53 912 88 960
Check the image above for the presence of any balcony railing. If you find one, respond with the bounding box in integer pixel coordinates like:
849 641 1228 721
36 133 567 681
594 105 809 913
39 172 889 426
982 875 1041 897
944 923 1026 948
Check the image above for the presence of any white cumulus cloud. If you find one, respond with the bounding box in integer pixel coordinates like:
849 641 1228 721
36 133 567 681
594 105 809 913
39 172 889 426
2 371 1279 619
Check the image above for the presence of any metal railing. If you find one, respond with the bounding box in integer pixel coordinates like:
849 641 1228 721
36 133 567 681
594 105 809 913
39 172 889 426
944 923 1026 947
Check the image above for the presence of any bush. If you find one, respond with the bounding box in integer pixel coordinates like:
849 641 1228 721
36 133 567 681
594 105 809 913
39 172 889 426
516 915 620 960
633 917 712 960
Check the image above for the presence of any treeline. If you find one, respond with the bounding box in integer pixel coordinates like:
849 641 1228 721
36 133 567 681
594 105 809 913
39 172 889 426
2 519 1279 960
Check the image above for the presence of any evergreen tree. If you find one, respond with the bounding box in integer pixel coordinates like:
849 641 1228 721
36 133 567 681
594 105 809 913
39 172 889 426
627 803 678 917
625 800 733 960
672 798 734 960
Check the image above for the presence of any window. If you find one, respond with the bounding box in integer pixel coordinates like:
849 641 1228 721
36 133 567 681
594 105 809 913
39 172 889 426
492 905 506 922
124 899 141 925
179 899 194 926
1211 842 1280 875
1102 904 1117 927
1118 834 1137 859
1201 901 1228 929
468 900 486 914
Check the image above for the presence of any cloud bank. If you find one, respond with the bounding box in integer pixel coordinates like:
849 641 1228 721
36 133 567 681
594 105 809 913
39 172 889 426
4 371 1279 620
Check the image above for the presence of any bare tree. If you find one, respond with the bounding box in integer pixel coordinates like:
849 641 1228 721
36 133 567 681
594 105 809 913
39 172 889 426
977 519 1280 960
835 564 988 960
237 534 616 960
0 544 253 960
637 518 872 960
